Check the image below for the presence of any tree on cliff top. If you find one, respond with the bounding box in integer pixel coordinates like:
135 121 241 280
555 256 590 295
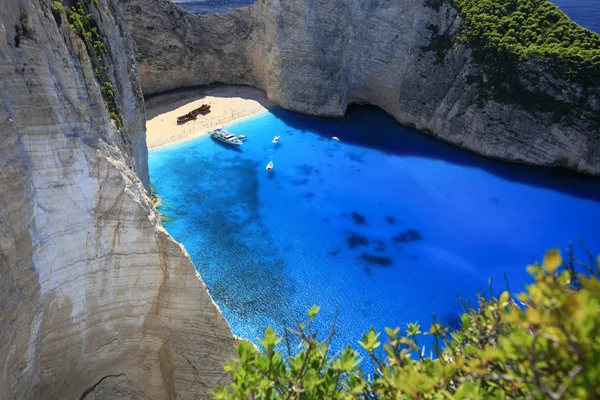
424 0 600 126
214 247 600 399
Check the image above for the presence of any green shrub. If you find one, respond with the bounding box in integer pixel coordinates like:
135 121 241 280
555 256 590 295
454 0 600 89
67 2 108 54
423 0 600 126
67 1 123 130
214 248 600 399
51 1 65 25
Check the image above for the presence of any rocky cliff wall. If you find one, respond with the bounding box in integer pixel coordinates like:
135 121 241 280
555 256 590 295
0 1 234 399
122 0 600 175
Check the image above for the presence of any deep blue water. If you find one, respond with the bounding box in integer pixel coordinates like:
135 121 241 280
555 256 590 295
174 0 600 33
552 0 600 32
172 0 255 14
149 106 600 351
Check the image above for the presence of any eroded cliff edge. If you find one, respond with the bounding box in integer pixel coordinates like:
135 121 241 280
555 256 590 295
122 0 600 175
0 1 234 399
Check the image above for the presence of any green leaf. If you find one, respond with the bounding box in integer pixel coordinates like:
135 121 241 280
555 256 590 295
308 305 320 320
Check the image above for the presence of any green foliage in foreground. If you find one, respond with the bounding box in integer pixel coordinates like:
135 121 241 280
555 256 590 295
214 248 600 399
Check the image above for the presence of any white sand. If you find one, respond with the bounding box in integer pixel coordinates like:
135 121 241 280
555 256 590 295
145 85 275 150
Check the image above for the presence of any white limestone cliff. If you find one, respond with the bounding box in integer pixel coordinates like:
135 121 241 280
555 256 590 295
0 1 235 398
122 0 600 175
1 0 598 398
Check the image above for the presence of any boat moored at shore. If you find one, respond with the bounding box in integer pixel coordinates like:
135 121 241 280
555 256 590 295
209 128 243 145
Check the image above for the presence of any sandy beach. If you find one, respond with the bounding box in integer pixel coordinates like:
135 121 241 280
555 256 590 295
145 85 275 150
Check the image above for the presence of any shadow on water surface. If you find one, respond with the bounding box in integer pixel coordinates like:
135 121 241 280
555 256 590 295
267 106 600 203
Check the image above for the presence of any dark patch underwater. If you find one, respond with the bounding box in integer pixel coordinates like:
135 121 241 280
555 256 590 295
345 231 370 249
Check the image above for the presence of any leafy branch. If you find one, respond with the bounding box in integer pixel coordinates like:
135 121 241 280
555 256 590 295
215 246 600 399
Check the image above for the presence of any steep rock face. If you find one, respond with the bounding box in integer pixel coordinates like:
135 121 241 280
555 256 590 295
0 1 234 399
121 0 600 175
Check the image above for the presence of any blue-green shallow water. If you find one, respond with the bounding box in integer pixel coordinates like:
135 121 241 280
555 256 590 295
149 106 600 351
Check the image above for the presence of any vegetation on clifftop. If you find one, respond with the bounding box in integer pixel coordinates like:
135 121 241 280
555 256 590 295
214 247 600 399
423 0 600 126
454 0 600 72
53 0 123 130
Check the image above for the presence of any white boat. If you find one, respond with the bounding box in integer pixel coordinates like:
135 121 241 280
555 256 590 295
209 128 242 145
332 136 340 141
237 135 247 139
266 161 274 171
272 136 281 144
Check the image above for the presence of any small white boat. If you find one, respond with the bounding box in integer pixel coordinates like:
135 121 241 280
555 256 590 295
332 136 340 141
266 161 274 171
237 135 247 139
272 136 281 144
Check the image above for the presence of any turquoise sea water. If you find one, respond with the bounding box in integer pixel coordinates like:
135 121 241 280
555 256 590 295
149 106 600 350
